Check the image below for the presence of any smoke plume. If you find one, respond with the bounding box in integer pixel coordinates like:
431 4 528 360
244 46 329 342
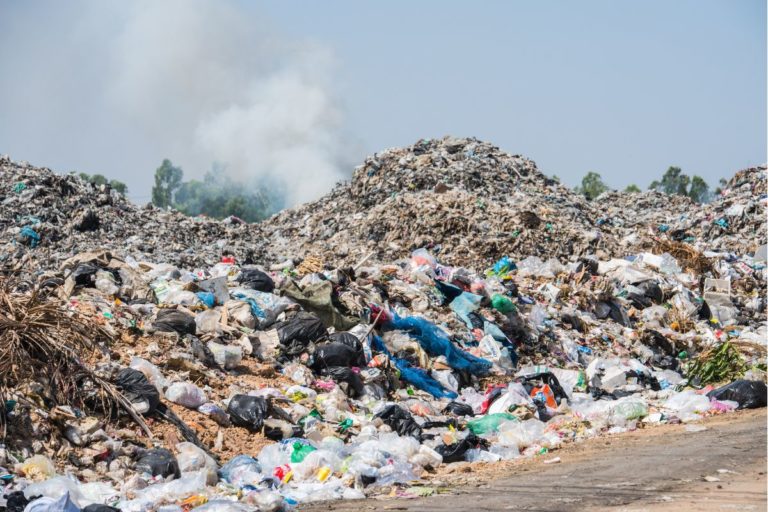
0 0 352 206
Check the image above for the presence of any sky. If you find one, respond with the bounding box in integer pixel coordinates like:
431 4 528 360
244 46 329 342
0 0 765 204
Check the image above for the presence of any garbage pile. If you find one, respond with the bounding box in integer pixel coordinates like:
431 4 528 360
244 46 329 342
261 137 617 267
0 155 270 272
0 242 765 511
0 143 765 512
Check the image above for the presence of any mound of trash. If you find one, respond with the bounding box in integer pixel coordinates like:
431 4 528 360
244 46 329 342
0 143 765 512
262 137 614 267
0 155 269 271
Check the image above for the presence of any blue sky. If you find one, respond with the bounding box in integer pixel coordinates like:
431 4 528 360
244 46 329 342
256 0 766 189
0 0 764 200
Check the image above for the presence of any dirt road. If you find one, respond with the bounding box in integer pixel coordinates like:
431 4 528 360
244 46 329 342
303 410 767 511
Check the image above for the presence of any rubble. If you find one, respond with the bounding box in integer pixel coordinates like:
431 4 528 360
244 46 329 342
0 141 764 511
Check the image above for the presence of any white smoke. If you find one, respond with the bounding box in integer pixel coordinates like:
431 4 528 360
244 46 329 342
0 0 351 206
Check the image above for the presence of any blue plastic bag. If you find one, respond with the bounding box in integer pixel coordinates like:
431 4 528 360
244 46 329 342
20 226 40 247
449 292 482 329
196 291 215 308
383 313 492 376
370 335 457 399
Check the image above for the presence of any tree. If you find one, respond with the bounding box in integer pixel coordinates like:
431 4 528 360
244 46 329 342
688 175 709 203
653 166 689 196
575 172 609 200
624 184 641 193
77 172 127 195
714 178 728 196
152 159 183 208
109 180 128 195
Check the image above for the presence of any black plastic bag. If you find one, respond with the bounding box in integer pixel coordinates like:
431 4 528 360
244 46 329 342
239 268 275 293
434 280 463 304
190 336 220 368
708 380 767 409
323 366 364 398
227 394 269 430
637 280 663 304
313 342 364 369
328 332 364 353
643 329 676 357
561 313 587 333
435 433 489 463
115 368 160 414
83 505 121 512
4 491 29 512
135 448 180 478
71 263 99 286
442 401 475 417
263 418 303 441
153 309 196 335
373 404 421 438
275 312 327 356
627 292 652 310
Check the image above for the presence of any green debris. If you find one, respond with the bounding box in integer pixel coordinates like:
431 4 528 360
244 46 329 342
686 342 746 385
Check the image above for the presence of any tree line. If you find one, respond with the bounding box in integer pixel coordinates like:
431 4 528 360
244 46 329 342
571 166 725 203
150 159 279 222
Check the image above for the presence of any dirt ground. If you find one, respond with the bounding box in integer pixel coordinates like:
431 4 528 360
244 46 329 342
303 409 767 512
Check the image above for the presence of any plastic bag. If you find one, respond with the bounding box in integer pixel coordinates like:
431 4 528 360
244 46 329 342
17 455 56 482
115 368 160 414
225 300 257 329
153 309 196 335
176 442 218 485
411 248 437 269
435 433 488 463
707 380 767 409
238 267 275 292
290 442 318 463
198 402 231 426
207 341 243 369
22 494 79 512
94 270 119 296
313 342 364 369
449 292 482 329
467 413 518 435
490 294 514 313
392 357 457 399
442 401 474 417
195 309 222 334
275 312 327 356
119 471 205 512
383 313 492 375
664 391 712 421
165 382 207 409
218 455 262 485
130 356 168 393
231 288 293 328
135 448 181 478
373 404 421 438
227 395 269 430
497 419 545 449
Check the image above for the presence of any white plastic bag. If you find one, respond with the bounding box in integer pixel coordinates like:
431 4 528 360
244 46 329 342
165 382 207 409
176 442 218 485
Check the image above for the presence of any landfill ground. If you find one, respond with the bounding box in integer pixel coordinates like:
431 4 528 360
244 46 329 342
0 138 766 512
302 409 767 512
